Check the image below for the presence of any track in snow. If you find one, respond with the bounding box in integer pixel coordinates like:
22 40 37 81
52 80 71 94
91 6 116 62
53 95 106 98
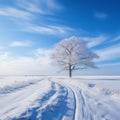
0 78 120 120
56 80 94 120
0 79 78 120
16 80 78 120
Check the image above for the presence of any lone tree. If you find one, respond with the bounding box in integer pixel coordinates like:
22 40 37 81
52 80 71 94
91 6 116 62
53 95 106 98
52 36 98 77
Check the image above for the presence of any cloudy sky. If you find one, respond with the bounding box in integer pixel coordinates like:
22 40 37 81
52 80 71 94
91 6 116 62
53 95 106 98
0 0 120 75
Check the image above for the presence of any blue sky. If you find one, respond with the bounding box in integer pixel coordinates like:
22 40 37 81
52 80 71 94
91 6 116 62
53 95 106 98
0 0 120 75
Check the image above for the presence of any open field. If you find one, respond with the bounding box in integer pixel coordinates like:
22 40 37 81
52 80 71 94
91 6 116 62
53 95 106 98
0 76 120 120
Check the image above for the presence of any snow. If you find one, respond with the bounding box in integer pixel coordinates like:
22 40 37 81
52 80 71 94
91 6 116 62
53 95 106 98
0 76 120 120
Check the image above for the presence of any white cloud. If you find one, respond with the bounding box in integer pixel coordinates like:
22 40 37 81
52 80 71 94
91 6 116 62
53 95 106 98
45 0 63 11
94 12 108 20
96 43 120 62
10 41 32 47
0 0 63 21
16 0 45 14
0 49 57 75
0 1 68 37
0 7 32 21
34 48 53 57
0 52 13 62
16 0 63 14
25 24 72 36
80 35 107 48
112 35 120 41
100 62 120 67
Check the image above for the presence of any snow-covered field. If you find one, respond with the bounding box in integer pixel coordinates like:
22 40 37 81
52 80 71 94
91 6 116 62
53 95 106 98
0 76 120 120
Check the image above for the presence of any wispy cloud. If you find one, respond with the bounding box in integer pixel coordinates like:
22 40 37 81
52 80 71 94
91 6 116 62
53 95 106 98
0 0 62 21
25 24 73 36
0 5 69 36
16 0 45 14
16 0 63 15
10 41 32 47
112 35 120 41
80 35 108 48
96 43 120 62
44 0 63 11
100 62 120 67
0 0 67 37
0 7 32 21
94 11 108 20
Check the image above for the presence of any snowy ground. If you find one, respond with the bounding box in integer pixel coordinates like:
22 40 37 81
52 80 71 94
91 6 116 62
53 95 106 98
0 76 120 120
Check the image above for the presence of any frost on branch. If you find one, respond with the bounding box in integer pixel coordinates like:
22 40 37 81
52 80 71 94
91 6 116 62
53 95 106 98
52 36 99 77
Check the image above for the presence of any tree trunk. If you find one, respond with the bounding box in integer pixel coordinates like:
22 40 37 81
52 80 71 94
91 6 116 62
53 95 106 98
69 65 72 77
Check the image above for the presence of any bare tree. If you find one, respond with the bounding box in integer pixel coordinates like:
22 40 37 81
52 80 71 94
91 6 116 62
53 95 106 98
52 36 99 77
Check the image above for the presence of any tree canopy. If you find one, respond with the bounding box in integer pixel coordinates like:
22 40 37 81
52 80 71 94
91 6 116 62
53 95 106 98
52 36 99 77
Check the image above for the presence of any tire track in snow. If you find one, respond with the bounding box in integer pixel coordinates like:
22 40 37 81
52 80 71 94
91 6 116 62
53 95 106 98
67 85 80 120
0 78 94 120
70 86 94 120
55 80 94 120
14 80 69 120
13 80 57 120
23 79 77 120
40 81 69 120
78 90 94 120
63 86 77 120
53 80 77 120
